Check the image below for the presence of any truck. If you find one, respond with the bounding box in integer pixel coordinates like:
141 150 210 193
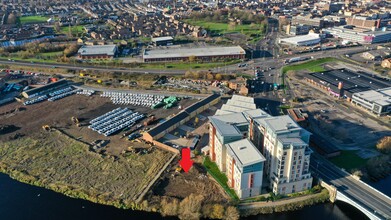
284 57 310 64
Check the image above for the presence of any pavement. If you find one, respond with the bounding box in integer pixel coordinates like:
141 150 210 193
311 153 391 219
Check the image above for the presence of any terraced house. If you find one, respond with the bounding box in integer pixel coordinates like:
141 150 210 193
208 95 313 198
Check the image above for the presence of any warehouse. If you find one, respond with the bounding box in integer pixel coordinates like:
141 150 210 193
323 26 391 44
143 46 245 62
278 33 321 46
305 68 391 101
143 94 221 152
22 79 69 99
352 87 391 116
152 36 173 46
77 45 118 59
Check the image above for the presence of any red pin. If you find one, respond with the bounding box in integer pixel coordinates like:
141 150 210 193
180 148 193 172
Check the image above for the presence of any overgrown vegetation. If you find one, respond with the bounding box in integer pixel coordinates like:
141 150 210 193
240 189 329 217
158 195 239 220
0 131 173 209
376 136 391 154
203 157 239 201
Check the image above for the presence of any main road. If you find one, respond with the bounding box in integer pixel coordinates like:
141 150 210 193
310 153 391 219
0 46 370 76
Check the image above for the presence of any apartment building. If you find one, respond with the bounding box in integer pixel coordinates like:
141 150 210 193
249 115 313 194
208 95 313 198
226 139 266 198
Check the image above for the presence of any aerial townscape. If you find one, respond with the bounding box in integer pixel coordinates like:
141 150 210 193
1 0 391 219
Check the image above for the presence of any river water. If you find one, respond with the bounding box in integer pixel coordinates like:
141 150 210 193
1 172 386 220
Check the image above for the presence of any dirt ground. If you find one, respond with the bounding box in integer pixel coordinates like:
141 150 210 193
0 93 195 155
152 156 230 204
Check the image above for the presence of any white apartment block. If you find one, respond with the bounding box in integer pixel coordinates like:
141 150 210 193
226 139 265 198
208 95 313 198
250 115 313 194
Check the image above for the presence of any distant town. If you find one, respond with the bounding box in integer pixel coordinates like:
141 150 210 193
0 0 391 220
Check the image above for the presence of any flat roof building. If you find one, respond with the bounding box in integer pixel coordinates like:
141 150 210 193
77 45 118 59
305 68 391 100
323 26 391 44
143 46 245 62
22 79 68 99
279 33 321 46
209 95 313 197
151 36 173 46
352 87 391 116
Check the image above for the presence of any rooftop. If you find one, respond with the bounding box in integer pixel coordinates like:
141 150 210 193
151 36 173 42
353 87 391 106
308 68 391 95
226 139 266 167
264 115 301 134
280 33 320 44
78 45 117 56
143 46 245 59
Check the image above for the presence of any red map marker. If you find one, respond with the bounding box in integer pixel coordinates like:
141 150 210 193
180 148 193 172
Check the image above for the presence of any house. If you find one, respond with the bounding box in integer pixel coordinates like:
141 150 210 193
381 59 391 68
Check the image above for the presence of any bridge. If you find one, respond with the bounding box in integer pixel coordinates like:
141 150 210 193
310 153 391 220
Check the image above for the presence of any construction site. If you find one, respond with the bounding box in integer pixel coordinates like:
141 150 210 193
0 71 230 211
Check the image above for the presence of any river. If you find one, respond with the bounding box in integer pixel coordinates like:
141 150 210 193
1 172 386 220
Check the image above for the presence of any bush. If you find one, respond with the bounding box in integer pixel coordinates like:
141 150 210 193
376 136 391 154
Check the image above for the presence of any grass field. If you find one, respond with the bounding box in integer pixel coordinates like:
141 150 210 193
282 57 337 74
20 16 50 24
203 157 239 201
59 25 85 35
184 20 264 37
0 131 173 208
329 150 368 171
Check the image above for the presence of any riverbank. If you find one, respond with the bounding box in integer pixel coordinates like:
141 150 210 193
239 189 330 217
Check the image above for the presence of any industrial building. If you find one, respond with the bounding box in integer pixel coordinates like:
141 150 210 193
208 95 313 197
323 26 391 44
305 68 391 101
278 33 321 46
152 36 173 46
143 94 220 153
77 45 118 59
143 46 245 62
351 87 391 116
21 79 69 99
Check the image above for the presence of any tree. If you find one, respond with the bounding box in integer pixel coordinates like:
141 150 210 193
224 206 239 220
7 13 17 24
215 73 222 81
160 197 179 216
376 136 391 154
189 55 196 63
178 194 204 220
207 73 214 81
54 22 61 32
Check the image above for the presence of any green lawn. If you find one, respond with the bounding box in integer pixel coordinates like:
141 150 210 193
282 57 337 74
38 51 63 58
59 25 85 35
203 157 239 201
329 150 368 171
184 20 265 36
20 15 50 24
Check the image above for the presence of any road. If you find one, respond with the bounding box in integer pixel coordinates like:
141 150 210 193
310 153 391 219
0 46 369 77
